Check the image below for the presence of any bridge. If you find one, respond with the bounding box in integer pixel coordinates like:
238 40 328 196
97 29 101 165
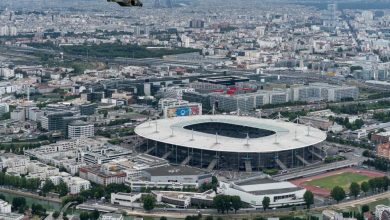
273 160 359 181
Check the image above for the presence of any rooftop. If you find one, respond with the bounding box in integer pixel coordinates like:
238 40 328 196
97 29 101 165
145 165 209 177
135 115 326 153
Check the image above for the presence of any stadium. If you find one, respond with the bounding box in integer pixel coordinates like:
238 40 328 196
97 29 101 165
134 115 327 171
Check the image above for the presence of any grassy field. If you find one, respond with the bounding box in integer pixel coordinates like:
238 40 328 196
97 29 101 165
305 172 372 191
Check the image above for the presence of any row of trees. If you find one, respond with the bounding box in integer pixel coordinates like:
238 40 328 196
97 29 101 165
213 195 242 214
330 177 390 203
3 196 47 217
329 116 364 130
363 157 390 172
62 183 131 205
41 179 69 197
373 112 390 123
79 210 100 220
330 101 390 115
0 172 40 191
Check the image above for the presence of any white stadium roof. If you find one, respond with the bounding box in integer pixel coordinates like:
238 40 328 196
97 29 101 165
134 115 326 153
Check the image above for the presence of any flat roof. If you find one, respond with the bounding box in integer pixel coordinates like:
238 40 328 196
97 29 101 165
249 187 303 196
135 115 326 153
235 178 278 186
145 165 209 176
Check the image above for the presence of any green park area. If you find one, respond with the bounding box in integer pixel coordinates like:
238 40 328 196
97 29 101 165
305 172 372 191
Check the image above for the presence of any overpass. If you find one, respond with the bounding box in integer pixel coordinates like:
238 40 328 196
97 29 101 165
273 160 359 181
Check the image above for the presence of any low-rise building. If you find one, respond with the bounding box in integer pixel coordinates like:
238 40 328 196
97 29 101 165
377 143 390 159
110 192 143 207
376 205 390 220
372 131 390 144
152 190 215 208
219 176 306 208
299 116 333 131
0 199 11 214
79 164 127 186
50 172 91 195
99 213 124 220
126 165 212 191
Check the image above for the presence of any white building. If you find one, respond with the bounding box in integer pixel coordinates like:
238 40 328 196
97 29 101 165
0 67 14 79
99 213 124 220
159 86 195 100
0 200 11 214
50 173 91 195
10 109 25 122
219 176 306 208
68 120 95 139
110 192 143 207
0 153 30 175
375 205 390 220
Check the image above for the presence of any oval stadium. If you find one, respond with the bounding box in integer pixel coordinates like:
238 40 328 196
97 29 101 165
134 115 327 171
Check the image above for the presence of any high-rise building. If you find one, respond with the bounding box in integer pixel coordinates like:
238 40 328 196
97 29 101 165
135 26 141 36
189 20 205 28
165 0 173 8
323 2 337 28
0 26 9 36
154 0 161 8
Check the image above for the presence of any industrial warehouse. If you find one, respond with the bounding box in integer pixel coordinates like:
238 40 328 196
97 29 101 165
134 115 327 171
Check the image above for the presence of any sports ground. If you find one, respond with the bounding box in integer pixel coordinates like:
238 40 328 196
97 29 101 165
290 168 385 197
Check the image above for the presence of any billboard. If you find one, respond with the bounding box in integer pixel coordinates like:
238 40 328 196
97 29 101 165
165 104 201 118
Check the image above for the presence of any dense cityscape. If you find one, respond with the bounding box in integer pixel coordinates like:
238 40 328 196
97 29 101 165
0 0 390 220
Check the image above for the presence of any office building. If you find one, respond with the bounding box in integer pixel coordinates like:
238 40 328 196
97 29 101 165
189 19 205 28
68 120 95 139
40 111 73 132
80 103 97 115
220 176 306 208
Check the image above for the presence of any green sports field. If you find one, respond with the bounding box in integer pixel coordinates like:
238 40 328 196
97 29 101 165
305 172 372 191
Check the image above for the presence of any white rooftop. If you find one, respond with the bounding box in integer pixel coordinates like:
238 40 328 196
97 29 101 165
135 115 326 153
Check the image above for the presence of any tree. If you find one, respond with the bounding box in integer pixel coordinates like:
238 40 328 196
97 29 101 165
91 209 100 220
56 180 69 197
262 196 270 211
12 197 26 211
42 179 55 194
382 176 390 191
204 216 213 220
143 194 156 211
230 195 242 213
160 217 168 220
213 195 225 213
79 212 90 220
361 181 370 195
31 203 46 216
303 190 314 209
52 211 60 219
361 204 369 213
349 182 360 199
331 186 346 203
